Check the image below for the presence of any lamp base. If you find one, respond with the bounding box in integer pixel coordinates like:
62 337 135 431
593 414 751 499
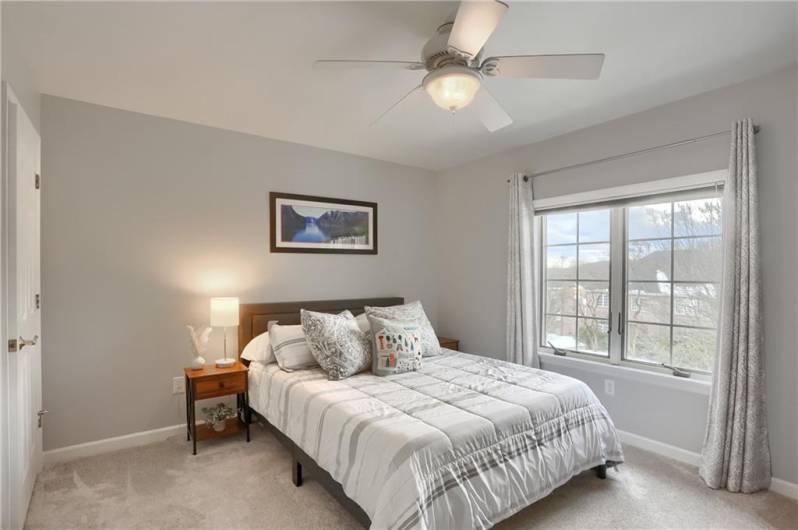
215 358 236 368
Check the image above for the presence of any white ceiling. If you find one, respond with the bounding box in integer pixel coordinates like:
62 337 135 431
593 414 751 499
5 1 797 171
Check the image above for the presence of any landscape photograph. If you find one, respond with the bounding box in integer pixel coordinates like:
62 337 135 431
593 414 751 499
270 192 377 254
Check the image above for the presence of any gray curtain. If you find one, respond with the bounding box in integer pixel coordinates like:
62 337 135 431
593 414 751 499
700 119 771 492
506 173 539 368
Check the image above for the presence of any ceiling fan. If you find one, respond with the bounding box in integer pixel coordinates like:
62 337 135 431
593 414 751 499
313 0 605 132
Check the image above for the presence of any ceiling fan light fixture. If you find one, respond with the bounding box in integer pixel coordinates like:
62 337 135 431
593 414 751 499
422 66 482 113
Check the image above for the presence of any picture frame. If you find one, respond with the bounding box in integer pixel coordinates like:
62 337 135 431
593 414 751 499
269 192 378 254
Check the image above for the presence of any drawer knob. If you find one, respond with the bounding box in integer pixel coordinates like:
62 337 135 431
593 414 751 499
218 381 225 388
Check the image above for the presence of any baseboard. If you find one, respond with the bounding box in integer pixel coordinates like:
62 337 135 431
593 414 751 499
770 477 798 500
43 424 186 466
618 429 798 500
617 429 701 467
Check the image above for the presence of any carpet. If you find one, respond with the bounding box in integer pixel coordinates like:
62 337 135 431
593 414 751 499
25 423 798 529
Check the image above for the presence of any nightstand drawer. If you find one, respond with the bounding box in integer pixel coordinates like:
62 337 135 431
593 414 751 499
194 373 246 399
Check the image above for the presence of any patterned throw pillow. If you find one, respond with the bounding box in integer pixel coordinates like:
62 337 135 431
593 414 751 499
366 315 422 376
365 301 440 357
301 309 372 380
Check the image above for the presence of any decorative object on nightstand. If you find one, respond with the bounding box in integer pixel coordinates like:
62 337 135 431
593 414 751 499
438 337 459 351
210 297 239 368
184 361 250 455
186 325 211 370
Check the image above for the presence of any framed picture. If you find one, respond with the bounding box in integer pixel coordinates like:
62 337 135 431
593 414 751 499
269 192 378 254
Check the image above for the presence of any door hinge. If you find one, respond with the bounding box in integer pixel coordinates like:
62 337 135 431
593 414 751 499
8 339 17 352
36 293 40 309
35 173 40 190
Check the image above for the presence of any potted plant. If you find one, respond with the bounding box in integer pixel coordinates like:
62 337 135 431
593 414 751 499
201 403 235 432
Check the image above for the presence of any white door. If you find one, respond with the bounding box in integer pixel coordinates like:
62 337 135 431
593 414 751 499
3 84 42 530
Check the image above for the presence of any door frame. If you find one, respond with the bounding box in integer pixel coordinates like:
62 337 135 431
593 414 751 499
1 80 11 530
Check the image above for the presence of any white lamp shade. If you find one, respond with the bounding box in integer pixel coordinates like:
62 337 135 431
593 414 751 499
210 297 239 327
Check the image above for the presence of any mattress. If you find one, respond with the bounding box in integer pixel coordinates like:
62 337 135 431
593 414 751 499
248 349 624 530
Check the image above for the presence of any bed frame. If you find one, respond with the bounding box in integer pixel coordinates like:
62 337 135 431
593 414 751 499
237 296 607 529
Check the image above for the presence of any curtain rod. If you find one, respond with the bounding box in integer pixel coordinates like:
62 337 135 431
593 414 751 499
510 125 760 183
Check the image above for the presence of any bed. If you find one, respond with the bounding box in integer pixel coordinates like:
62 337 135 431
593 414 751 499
239 298 624 530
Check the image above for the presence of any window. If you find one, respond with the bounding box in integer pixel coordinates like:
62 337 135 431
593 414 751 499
544 210 611 356
541 192 722 374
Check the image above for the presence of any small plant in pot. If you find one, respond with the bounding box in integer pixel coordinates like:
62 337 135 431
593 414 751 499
201 403 236 432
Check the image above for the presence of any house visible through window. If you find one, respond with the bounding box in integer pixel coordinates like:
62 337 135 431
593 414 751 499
541 192 722 374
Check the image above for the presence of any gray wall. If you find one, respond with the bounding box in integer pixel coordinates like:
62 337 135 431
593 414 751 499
41 96 438 450
1 2 40 132
434 66 798 484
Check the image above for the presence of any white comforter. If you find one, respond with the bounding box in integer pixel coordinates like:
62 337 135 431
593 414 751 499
249 350 623 530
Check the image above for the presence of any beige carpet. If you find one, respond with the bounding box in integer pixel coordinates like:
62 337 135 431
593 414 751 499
26 422 798 529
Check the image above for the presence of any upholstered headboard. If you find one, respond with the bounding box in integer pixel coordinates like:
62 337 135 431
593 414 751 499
237 297 404 359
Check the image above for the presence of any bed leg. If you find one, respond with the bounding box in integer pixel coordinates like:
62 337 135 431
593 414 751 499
594 464 607 479
292 456 303 487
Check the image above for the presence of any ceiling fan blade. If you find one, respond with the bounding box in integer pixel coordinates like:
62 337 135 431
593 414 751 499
370 85 422 127
447 0 509 59
314 60 426 71
472 87 512 132
482 54 605 79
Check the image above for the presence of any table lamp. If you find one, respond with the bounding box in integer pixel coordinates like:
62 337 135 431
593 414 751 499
210 297 239 368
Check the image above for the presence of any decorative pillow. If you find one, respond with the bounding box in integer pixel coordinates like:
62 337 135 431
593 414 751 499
365 301 440 356
301 309 371 380
367 315 422 376
269 323 316 371
240 331 275 364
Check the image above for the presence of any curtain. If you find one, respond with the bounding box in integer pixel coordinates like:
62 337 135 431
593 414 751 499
699 119 771 493
506 173 539 368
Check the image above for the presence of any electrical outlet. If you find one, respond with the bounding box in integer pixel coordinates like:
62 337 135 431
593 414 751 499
604 379 615 396
172 376 185 394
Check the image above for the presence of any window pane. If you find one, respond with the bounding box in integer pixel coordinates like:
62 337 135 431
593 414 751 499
578 209 610 243
545 316 576 349
578 281 610 319
627 282 671 324
673 327 716 372
577 319 609 355
673 283 719 327
546 213 577 245
674 237 722 282
674 198 721 237
546 245 577 279
628 203 671 240
627 240 672 281
626 323 670 365
578 243 610 280
546 281 577 315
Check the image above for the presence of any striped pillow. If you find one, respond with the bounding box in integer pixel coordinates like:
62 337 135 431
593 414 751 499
269 311 355 371
269 323 316 371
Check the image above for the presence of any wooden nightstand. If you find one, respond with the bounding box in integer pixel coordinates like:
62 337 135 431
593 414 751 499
438 337 459 351
184 361 251 455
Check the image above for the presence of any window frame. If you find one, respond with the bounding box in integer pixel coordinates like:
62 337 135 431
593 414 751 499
537 183 723 381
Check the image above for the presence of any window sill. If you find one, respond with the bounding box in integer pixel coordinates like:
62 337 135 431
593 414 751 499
538 351 712 396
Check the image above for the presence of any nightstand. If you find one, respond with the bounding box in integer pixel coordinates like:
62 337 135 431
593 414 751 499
184 361 251 455
438 337 459 351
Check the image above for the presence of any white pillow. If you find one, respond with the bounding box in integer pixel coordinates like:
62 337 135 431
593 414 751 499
269 323 316 371
355 313 370 333
240 331 275 364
